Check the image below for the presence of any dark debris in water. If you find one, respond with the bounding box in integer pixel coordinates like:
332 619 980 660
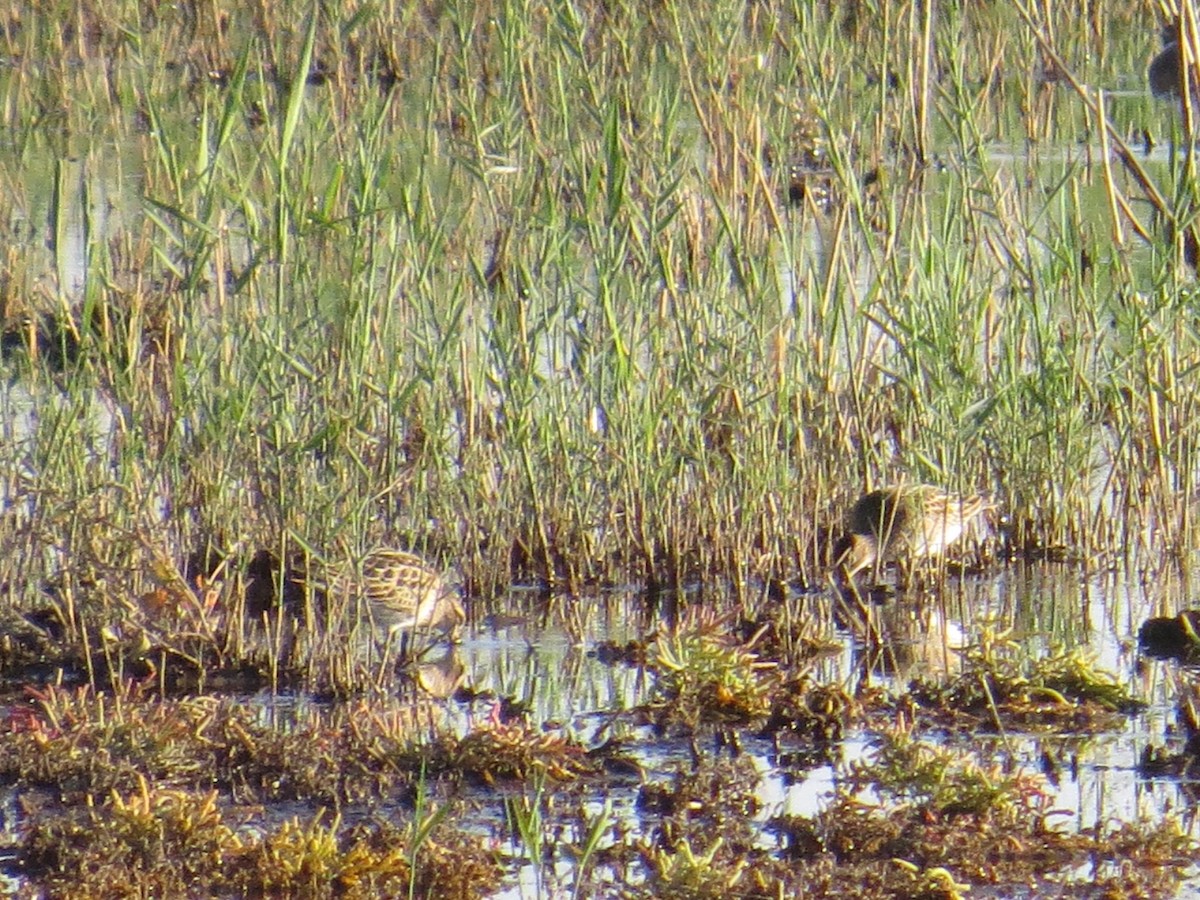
774 678 855 736
589 638 649 666
1138 611 1200 662
1139 680 1200 786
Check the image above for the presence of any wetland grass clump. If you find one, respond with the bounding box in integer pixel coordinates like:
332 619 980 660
20 785 240 900
0 685 488 805
3 1 1200 893
638 735 1174 899
849 725 1047 821
639 757 779 900
906 625 1143 732
647 617 776 727
4 688 507 896
0 0 1196 681
397 718 601 785
0 0 1180 633
21 797 499 900
241 815 499 900
757 728 1193 899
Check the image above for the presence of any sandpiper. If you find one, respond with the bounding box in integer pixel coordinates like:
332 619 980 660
832 484 991 579
354 548 465 641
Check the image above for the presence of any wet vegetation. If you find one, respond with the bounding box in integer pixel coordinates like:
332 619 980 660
2 0 1200 896
910 623 1146 731
24 801 500 900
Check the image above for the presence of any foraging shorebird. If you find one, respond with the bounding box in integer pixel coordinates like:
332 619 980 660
832 485 991 579
357 548 465 638
328 549 465 658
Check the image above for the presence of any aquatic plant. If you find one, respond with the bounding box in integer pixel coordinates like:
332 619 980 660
0 0 1193 683
907 620 1143 731
21 792 499 900
849 725 1049 820
0 685 520 804
0 0 1197 895
648 619 775 725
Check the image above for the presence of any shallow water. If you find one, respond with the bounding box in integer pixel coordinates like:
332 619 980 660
0 508 1193 890
307 565 1200 896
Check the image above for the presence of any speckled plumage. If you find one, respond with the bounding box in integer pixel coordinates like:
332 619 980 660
353 549 465 638
833 485 990 578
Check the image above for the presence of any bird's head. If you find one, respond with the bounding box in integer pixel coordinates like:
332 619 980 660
832 532 877 579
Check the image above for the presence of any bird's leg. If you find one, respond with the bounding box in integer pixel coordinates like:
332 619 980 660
398 629 412 664
375 629 399 690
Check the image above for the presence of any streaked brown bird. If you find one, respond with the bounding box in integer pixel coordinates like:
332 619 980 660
350 548 465 643
832 484 991 579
